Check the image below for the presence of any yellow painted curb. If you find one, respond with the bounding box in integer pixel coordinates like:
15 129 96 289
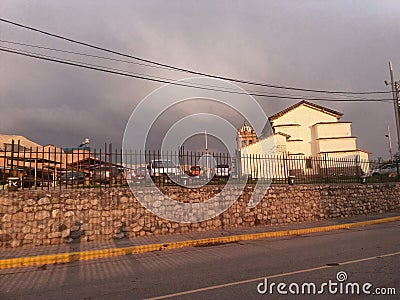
1 215 399 270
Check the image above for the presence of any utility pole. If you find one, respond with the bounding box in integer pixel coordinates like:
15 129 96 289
205 130 209 179
385 124 393 162
386 61 400 155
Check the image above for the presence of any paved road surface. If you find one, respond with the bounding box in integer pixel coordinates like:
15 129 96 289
0 221 398 299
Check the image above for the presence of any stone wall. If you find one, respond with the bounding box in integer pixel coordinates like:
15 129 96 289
1 183 399 248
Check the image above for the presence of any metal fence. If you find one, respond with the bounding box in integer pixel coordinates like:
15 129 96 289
0 140 399 190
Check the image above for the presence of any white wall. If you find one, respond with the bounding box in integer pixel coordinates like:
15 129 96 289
272 105 338 156
318 138 357 153
273 125 300 140
314 123 352 139
287 140 304 155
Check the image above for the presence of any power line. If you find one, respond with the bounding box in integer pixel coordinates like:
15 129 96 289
0 39 383 102
0 17 391 96
0 45 193 85
0 46 392 103
0 39 177 71
0 41 384 102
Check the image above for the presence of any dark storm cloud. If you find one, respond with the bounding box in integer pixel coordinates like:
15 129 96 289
0 0 400 158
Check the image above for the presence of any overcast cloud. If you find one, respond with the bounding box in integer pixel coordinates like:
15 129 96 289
1 1 400 158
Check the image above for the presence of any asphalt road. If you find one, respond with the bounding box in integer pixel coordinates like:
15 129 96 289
0 221 399 300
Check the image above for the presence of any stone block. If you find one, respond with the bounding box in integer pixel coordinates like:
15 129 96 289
35 211 50 221
48 232 61 238
38 197 50 205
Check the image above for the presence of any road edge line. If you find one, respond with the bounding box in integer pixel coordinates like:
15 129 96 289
1 215 399 270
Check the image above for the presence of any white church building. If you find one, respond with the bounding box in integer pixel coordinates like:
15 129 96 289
237 101 370 178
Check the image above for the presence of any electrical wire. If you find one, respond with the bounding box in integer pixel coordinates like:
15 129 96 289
0 39 177 71
0 46 392 103
0 18 391 95
0 39 382 102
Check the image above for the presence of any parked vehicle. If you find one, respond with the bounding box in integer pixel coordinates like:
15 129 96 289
189 165 203 177
92 166 124 184
368 163 399 177
60 171 85 185
135 166 148 178
127 166 149 183
214 164 230 178
22 170 52 187
147 160 181 177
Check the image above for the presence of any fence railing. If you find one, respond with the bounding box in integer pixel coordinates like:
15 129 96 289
0 141 399 190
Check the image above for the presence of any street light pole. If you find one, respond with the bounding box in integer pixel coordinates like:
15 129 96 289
385 124 393 163
387 61 400 154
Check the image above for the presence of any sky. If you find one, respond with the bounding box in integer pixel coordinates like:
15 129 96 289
0 0 400 159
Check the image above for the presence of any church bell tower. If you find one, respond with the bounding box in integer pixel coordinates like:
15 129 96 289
236 120 258 150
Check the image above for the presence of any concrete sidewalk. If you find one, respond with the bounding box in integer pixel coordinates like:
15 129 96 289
1 209 399 261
